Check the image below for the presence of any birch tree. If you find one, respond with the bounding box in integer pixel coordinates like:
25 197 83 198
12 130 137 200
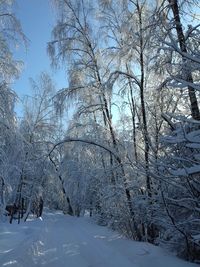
48 0 136 221
0 0 26 217
154 0 200 260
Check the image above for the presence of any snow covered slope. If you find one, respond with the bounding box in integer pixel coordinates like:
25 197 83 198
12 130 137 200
0 211 198 267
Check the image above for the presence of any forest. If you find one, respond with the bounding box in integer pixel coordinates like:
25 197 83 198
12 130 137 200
0 0 200 263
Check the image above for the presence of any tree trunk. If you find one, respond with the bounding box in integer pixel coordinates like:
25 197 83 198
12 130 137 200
136 1 151 197
91 49 134 216
168 0 200 120
126 64 138 162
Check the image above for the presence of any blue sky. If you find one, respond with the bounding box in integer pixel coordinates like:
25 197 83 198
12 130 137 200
13 0 67 115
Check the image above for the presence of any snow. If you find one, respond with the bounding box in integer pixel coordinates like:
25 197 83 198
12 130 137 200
186 129 200 143
186 143 200 148
0 211 198 267
169 164 200 176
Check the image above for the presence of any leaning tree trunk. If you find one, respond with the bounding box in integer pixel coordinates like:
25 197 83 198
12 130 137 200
91 48 134 217
49 155 74 216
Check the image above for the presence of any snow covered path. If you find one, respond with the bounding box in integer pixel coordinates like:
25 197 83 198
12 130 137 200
0 211 198 267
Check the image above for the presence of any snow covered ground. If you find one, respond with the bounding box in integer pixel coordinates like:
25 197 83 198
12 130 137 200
0 211 198 267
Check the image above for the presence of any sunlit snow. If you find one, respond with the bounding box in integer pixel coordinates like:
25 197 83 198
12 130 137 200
0 211 198 267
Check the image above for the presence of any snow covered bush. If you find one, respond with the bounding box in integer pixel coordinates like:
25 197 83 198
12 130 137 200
159 119 200 261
